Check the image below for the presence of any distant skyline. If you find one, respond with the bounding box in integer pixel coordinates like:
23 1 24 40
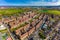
0 0 60 6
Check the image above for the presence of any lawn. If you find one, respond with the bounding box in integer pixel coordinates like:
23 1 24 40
0 8 25 16
1 9 60 16
0 29 7 33
38 10 60 16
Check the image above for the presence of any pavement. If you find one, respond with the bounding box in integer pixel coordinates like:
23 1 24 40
0 32 2 40
45 20 60 40
5 24 15 40
33 30 40 40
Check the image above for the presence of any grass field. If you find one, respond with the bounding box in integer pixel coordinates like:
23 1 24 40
38 10 60 16
0 9 60 16
0 8 25 16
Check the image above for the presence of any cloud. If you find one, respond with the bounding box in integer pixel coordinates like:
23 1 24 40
0 0 59 6
28 1 58 6
56 0 60 5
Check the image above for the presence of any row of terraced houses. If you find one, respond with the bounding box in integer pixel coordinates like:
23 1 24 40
0 11 47 40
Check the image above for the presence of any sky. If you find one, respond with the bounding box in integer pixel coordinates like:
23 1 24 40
0 0 60 6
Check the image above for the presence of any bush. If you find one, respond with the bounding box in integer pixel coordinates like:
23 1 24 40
38 32 46 39
29 19 33 23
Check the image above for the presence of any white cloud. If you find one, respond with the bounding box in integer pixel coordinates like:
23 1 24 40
56 0 60 5
0 0 60 6
18 0 60 6
26 0 58 6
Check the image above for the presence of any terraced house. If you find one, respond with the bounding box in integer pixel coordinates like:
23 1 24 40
0 10 45 40
0 8 60 40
